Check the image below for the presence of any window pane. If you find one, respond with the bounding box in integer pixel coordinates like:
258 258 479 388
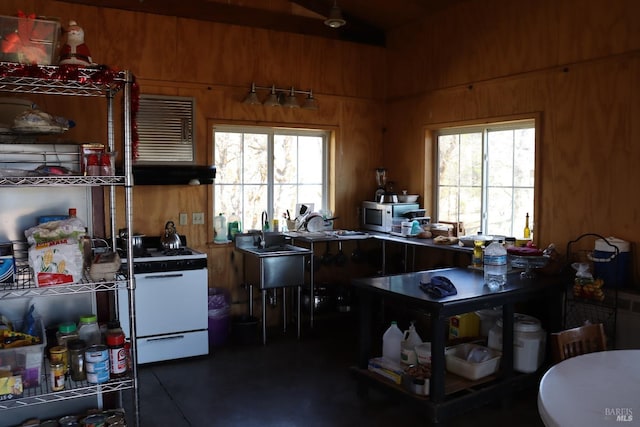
274 134 297 184
438 135 459 186
459 186 482 235
487 130 515 188
436 120 535 238
214 126 328 233
459 133 482 187
298 136 323 184
244 133 268 184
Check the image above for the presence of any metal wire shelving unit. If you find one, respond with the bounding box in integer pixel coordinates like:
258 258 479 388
0 63 139 426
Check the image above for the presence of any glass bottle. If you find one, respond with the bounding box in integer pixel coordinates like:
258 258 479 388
77 314 101 346
524 213 531 239
472 239 484 268
68 339 87 381
57 322 80 374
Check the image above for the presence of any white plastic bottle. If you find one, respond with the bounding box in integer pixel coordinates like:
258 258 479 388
484 240 507 291
382 321 403 364
214 213 227 243
400 322 423 365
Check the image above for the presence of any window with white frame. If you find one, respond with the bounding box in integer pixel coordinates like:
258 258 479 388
213 125 329 231
435 119 536 238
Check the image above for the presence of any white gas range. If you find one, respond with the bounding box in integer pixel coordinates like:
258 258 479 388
118 243 209 364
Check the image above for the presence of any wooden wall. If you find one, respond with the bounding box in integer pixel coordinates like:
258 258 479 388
3 0 639 303
0 1 386 313
384 0 640 288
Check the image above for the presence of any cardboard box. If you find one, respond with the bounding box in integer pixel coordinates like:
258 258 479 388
0 15 60 65
449 312 480 339
0 374 23 401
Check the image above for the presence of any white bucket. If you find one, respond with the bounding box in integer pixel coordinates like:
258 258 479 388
488 313 546 373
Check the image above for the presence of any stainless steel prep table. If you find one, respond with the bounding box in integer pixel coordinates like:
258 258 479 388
286 231 371 327
367 231 473 274
351 267 564 425
286 231 474 326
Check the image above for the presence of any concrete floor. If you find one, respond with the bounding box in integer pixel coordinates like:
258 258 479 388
125 314 544 427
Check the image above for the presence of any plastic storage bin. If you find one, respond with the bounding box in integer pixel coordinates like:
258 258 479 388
0 318 46 396
445 343 501 380
487 313 546 373
0 15 60 65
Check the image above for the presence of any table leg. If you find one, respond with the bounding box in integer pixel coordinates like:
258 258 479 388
310 242 315 328
502 304 515 377
262 289 267 345
297 285 301 339
430 314 447 402
283 287 287 333
358 290 373 369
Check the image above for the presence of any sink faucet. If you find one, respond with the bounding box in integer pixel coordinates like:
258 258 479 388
259 210 269 247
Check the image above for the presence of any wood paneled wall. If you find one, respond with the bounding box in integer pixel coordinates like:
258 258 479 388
384 0 640 288
4 0 639 295
0 1 386 309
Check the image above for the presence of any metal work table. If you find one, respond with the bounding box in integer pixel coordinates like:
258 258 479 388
285 230 474 326
366 231 473 274
351 267 564 425
286 231 371 327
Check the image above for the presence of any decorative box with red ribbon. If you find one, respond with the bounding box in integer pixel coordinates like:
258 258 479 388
0 12 60 65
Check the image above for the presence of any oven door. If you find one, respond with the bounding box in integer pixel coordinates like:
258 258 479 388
119 268 208 337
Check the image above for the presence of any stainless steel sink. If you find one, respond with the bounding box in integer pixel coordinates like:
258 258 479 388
235 232 311 345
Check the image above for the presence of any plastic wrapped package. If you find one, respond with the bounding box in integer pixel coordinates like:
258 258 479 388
25 217 85 287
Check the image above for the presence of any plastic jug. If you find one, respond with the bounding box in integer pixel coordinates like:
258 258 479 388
214 213 228 243
382 321 403 364
400 322 423 365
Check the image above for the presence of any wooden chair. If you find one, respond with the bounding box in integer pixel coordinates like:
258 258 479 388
551 323 607 363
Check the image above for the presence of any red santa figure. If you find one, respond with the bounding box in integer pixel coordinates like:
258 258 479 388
59 20 93 66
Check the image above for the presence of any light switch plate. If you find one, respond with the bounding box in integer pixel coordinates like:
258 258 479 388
193 212 205 225
179 212 188 225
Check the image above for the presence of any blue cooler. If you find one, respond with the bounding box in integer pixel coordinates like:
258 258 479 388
592 237 630 288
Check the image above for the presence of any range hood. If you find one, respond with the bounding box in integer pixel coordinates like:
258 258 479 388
129 165 216 185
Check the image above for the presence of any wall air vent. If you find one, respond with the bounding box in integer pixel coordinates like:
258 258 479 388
136 95 195 164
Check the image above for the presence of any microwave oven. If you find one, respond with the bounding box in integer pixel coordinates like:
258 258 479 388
361 201 420 233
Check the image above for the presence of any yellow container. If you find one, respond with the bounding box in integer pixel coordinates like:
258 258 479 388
449 312 480 339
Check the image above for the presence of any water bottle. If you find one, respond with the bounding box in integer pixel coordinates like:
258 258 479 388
484 240 507 291
214 213 227 243
382 321 403 364
400 322 423 365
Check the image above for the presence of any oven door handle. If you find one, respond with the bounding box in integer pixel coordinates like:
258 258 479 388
141 273 184 279
145 335 185 342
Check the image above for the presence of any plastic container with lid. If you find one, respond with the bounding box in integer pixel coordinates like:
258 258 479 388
57 322 80 346
400 322 422 365
77 314 101 346
487 313 546 373
106 331 128 377
382 321 403 364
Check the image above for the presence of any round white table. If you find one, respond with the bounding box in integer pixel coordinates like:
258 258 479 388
538 350 640 426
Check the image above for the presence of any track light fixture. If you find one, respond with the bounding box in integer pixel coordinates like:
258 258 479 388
243 83 319 110
324 0 346 28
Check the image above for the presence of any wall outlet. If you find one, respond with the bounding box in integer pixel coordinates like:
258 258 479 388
179 212 188 225
193 212 205 225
